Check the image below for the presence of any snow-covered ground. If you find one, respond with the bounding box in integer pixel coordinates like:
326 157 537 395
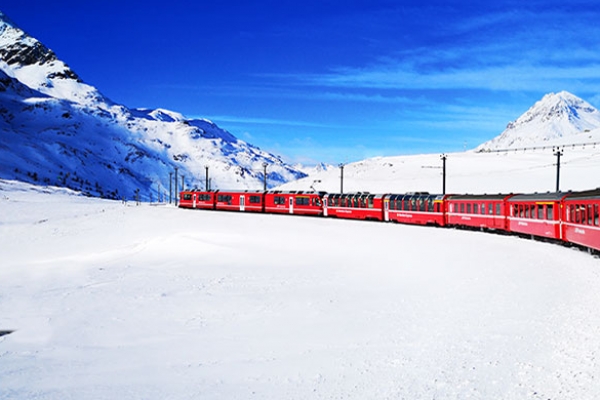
1 179 600 399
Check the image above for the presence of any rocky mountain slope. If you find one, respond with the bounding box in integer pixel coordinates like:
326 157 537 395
0 11 306 200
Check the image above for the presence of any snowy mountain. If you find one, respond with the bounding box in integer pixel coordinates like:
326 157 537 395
0 11 306 200
476 91 600 151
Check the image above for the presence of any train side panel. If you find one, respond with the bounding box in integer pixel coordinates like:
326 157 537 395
179 191 216 209
324 193 384 221
506 193 566 240
446 194 513 231
264 191 323 215
562 189 600 252
215 191 264 212
385 193 447 226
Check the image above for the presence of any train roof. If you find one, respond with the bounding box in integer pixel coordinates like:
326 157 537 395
266 190 324 195
386 193 445 199
507 192 569 202
563 188 600 201
324 192 385 198
447 194 513 201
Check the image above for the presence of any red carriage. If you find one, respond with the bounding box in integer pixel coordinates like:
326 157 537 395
506 192 566 240
562 188 600 252
323 193 385 221
264 191 324 215
214 190 265 212
384 193 448 226
179 190 216 210
446 194 515 231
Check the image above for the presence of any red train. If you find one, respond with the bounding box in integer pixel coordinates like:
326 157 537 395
179 188 600 254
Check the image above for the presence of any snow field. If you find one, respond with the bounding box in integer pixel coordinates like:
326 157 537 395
1 184 600 399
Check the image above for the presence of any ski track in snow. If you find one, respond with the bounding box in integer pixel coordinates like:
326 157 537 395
1 186 600 399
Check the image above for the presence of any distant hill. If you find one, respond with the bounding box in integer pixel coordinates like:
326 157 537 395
0 11 306 200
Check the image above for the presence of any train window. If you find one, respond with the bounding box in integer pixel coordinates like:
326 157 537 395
595 205 599 226
568 205 574 222
369 196 375 208
359 196 367 208
419 199 426 212
295 197 310 206
537 205 544 220
183 193 192 200
525 205 530 218
496 203 501 216
199 194 211 201
460 203 465 213
249 195 261 204
466 203 472 214
588 205 594 225
480 203 485 215
274 196 286 205
428 199 434 212
547 204 553 220
473 204 479 214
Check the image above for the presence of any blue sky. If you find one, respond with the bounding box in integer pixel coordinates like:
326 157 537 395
4 1 600 164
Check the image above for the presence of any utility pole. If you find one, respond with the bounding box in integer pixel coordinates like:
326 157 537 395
169 172 173 204
262 162 268 191
205 165 209 191
440 154 447 195
339 163 345 194
174 167 179 205
553 147 563 191
181 175 185 192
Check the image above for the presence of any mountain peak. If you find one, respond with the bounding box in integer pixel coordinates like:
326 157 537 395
477 91 600 151
0 11 108 107
0 11 61 69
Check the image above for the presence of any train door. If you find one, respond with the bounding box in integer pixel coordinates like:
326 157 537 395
323 197 328 217
193 194 197 208
240 195 246 212
289 196 294 214
384 198 390 222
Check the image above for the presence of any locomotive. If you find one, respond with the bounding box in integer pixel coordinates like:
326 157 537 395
179 188 600 254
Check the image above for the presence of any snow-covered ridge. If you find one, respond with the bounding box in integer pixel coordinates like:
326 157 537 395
0 10 306 200
477 91 600 151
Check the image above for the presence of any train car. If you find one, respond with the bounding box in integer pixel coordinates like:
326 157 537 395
264 191 324 215
384 193 448 226
214 190 265 212
179 190 216 210
506 192 568 240
179 190 196 209
446 194 515 231
323 193 385 221
562 188 600 252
